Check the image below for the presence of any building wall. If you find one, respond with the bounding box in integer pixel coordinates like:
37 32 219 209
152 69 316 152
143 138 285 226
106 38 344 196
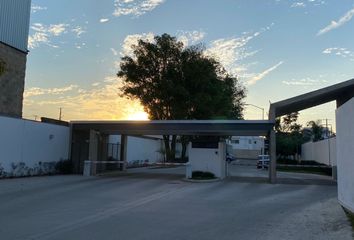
228 136 264 150
0 0 31 52
0 116 70 177
336 97 354 213
0 0 31 117
301 137 337 166
0 42 27 117
227 136 264 159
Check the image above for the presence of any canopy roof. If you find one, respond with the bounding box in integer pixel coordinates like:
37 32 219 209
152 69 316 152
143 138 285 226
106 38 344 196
71 120 274 136
270 78 354 118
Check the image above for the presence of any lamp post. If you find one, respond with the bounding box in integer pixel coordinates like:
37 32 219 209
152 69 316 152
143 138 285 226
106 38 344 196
245 104 265 120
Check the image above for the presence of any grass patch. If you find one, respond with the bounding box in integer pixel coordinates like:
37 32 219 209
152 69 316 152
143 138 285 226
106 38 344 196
191 171 216 180
277 158 326 166
55 160 73 174
343 208 354 231
277 166 332 176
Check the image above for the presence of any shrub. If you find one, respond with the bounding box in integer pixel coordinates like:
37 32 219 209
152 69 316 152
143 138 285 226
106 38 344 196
191 171 215 180
55 160 73 174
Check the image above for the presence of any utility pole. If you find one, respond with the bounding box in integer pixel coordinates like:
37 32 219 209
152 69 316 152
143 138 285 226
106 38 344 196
59 108 62 121
325 119 328 137
320 118 332 166
320 119 332 137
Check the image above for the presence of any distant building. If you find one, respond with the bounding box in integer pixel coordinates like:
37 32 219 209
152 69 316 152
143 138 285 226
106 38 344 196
227 136 265 159
0 0 32 117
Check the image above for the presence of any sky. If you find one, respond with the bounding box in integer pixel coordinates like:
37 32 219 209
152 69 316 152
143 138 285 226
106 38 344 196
24 0 354 130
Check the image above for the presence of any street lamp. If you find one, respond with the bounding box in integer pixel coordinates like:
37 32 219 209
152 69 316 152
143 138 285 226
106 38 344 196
245 104 265 120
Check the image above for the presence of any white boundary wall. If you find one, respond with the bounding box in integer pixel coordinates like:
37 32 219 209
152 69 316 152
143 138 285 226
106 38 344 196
0 116 70 177
109 135 163 164
301 137 337 166
336 97 354 213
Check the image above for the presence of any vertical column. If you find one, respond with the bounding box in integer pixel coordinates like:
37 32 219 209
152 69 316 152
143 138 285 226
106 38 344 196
99 134 109 172
89 130 99 175
269 130 277 183
120 135 128 171
268 106 277 183
100 134 109 161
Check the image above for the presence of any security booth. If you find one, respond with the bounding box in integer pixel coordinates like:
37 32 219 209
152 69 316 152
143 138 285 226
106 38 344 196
187 136 227 179
70 120 274 180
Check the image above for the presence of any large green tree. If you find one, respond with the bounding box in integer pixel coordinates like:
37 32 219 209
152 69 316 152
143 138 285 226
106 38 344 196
275 112 303 160
307 120 324 142
118 33 246 161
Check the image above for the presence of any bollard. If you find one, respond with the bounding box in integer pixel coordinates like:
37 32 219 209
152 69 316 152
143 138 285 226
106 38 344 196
186 162 192 179
83 160 92 176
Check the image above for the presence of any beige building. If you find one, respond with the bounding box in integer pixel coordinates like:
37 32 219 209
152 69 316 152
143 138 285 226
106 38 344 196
0 0 32 117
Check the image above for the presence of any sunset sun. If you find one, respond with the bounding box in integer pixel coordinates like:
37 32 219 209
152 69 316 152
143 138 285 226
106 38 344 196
126 111 149 120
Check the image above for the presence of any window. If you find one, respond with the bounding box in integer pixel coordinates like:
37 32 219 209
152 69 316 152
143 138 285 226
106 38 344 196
231 140 239 144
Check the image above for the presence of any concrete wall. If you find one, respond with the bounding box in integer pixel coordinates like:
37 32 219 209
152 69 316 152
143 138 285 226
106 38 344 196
336 97 354 213
0 116 70 177
301 137 337 166
0 42 27 117
109 135 163 165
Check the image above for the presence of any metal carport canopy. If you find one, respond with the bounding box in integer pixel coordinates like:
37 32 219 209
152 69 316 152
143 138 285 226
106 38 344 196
70 120 274 136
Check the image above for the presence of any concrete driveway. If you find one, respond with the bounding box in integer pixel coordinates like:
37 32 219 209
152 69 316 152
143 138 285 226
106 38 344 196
0 166 352 240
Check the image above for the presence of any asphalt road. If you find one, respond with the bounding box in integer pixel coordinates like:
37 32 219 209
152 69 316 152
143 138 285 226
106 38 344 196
0 166 352 240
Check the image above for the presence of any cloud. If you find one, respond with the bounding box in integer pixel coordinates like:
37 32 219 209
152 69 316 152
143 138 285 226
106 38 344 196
31 4 47 13
177 30 206 46
289 0 325 8
100 18 110 23
205 24 273 77
72 26 86 38
28 32 49 49
28 23 85 49
291 2 306 8
282 77 328 87
24 77 146 120
120 32 155 56
318 7 354 35
24 85 78 98
113 0 165 17
47 24 68 36
322 47 354 60
247 61 283 85
111 48 119 56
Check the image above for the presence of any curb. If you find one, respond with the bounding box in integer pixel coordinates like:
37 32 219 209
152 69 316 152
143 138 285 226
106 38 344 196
182 178 223 183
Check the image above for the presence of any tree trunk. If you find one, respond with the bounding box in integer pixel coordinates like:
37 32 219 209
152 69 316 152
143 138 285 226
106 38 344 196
180 135 189 162
163 135 171 163
170 135 177 162
163 135 177 162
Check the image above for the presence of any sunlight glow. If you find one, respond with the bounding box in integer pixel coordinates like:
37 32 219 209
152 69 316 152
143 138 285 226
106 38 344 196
126 111 149 120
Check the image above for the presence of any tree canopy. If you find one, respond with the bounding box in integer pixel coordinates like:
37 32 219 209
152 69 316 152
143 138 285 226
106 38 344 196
275 112 303 159
118 33 246 121
118 33 246 161
307 120 324 142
